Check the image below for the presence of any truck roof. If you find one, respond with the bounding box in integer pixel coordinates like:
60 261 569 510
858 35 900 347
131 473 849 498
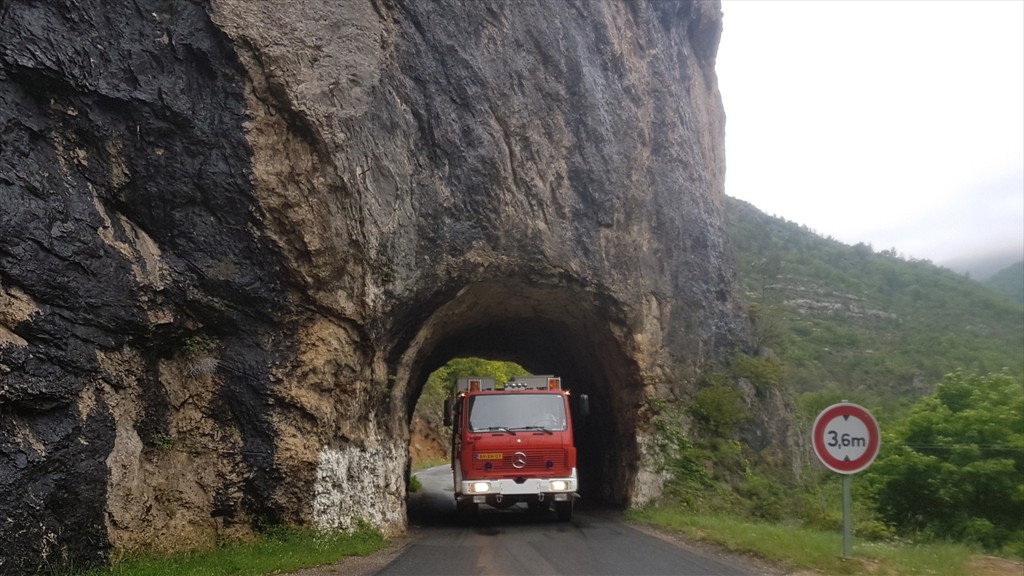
456 376 562 392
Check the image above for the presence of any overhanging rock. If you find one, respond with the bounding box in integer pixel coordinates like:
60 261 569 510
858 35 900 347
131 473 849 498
0 1 793 573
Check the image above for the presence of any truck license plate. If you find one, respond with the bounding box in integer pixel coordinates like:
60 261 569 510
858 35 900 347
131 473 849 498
476 453 503 460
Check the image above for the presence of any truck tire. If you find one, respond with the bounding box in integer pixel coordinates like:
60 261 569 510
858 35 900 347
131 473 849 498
527 500 549 515
457 498 478 523
555 500 573 522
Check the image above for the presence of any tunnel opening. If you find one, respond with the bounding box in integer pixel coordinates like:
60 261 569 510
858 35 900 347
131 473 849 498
395 279 645 511
408 357 531 471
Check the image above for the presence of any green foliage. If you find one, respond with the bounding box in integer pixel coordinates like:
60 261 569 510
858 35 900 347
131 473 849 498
645 352 811 519
649 402 720 506
687 352 781 437
726 351 783 392
734 474 786 521
420 357 530 413
726 197 1024 408
745 303 786 355
79 526 386 576
794 473 894 541
864 371 1024 552
181 335 218 359
180 335 219 379
984 261 1024 305
151 433 177 451
652 398 796 518
690 383 747 436
411 457 448 472
626 508 980 576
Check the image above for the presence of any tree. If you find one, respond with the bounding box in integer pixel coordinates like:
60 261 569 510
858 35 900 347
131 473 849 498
865 371 1024 551
420 358 530 411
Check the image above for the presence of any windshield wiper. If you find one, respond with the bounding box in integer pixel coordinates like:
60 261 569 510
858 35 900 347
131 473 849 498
478 426 516 435
512 426 554 435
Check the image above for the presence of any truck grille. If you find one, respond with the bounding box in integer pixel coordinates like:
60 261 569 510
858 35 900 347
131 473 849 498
471 449 567 473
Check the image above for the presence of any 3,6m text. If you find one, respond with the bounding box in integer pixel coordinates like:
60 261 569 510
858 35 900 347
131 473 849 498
827 431 867 448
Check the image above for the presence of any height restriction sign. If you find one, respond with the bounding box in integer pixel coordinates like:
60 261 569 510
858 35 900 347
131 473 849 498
811 403 880 474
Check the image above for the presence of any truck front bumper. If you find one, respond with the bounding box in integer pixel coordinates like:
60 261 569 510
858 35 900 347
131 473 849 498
458 468 577 502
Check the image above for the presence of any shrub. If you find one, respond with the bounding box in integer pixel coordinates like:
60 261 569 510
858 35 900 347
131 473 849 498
864 370 1024 551
690 382 748 436
728 352 783 392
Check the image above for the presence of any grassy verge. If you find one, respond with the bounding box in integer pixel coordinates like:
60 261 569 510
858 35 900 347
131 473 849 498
412 457 448 472
626 507 985 575
78 527 387 576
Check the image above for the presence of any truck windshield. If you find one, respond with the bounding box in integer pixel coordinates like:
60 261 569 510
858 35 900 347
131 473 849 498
468 393 567 432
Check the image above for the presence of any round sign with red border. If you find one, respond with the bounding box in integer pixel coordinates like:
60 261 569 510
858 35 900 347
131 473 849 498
811 403 880 474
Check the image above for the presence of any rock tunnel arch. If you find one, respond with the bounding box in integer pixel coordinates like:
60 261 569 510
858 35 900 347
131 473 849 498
394 278 645 507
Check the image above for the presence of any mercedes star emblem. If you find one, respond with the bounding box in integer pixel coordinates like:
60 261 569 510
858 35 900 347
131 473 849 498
512 451 527 469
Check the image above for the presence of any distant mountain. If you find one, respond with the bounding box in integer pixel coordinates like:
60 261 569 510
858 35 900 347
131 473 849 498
725 197 1024 418
941 248 1024 281
984 261 1024 305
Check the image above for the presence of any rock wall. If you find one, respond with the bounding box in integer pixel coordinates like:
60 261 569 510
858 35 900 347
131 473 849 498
0 1 796 573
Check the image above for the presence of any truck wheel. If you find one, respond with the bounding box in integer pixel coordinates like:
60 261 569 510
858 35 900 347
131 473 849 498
527 500 549 515
555 500 573 522
491 498 515 510
457 498 478 523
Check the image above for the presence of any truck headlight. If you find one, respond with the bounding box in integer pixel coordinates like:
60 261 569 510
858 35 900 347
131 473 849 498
549 480 569 492
469 482 491 493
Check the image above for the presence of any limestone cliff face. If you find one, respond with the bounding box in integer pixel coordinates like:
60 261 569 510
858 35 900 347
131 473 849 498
0 1 793 572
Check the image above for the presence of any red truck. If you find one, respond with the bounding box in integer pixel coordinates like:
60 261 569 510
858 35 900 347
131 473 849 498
444 376 588 522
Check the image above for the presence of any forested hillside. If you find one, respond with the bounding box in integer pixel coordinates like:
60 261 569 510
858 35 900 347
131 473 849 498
986 261 1024 305
725 197 1024 420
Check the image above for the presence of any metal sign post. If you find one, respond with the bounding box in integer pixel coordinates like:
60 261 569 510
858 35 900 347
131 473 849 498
843 475 852 557
811 402 880 558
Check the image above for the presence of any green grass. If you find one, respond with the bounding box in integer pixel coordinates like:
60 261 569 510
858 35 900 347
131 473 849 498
78 527 387 576
412 457 448 471
627 507 982 575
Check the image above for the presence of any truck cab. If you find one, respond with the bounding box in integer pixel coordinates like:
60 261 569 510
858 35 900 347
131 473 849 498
445 376 585 521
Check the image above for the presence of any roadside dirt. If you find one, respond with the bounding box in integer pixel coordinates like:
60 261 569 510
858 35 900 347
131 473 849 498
965 555 1024 576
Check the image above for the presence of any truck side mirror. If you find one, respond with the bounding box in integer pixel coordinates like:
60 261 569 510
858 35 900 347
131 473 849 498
577 394 589 426
443 398 452 427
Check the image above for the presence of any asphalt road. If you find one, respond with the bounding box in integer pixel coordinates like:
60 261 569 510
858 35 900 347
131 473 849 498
374 465 764 576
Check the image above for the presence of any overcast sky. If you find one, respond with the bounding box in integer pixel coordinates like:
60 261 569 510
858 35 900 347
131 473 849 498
715 0 1024 272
